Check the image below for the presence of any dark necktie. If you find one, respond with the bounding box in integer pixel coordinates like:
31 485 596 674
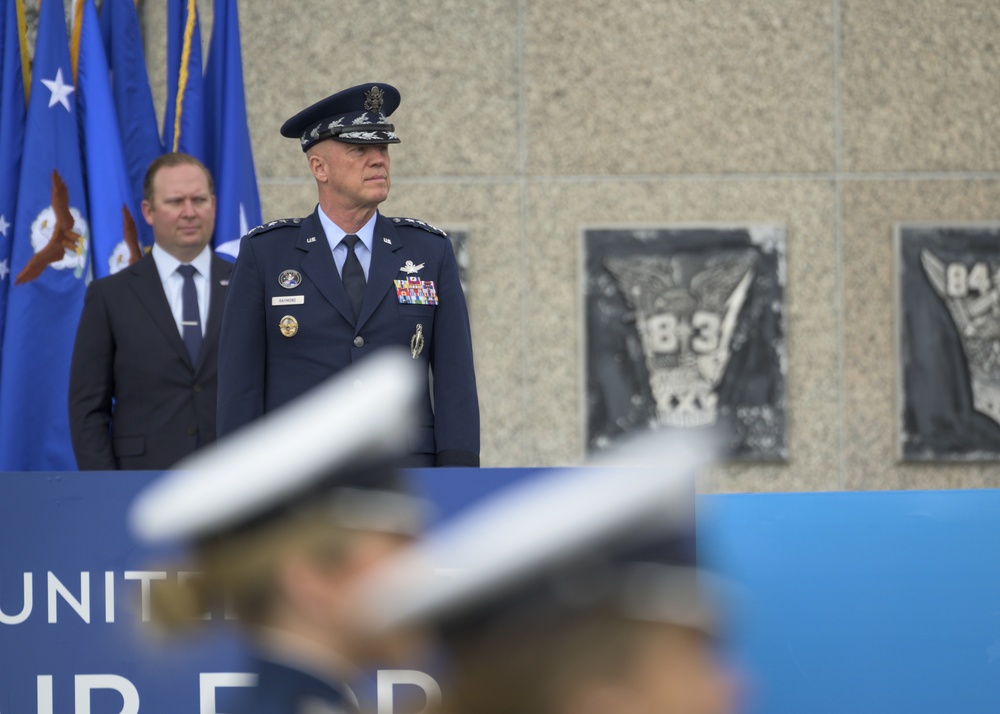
341 234 366 320
177 264 202 364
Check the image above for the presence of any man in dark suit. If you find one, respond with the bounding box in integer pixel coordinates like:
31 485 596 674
218 83 479 467
69 153 232 470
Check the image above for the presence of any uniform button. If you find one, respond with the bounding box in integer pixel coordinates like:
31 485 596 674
354 336 364 347
192 384 202 393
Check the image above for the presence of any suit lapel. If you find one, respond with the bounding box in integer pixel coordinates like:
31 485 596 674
196 255 233 372
297 210 356 325
127 253 194 370
358 214 404 328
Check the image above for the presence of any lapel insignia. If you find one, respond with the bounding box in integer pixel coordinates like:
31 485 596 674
306 236 316 243
400 260 425 274
220 279 230 287
278 269 302 289
383 237 392 245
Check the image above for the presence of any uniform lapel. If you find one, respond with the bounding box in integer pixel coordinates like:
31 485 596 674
297 210 356 325
127 252 194 370
358 214 404 328
196 255 233 373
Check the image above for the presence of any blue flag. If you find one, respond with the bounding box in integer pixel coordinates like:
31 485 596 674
0 0 27 364
99 0 163 252
163 0 205 158
78 0 138 279
0 0 90 470
204 0 262 259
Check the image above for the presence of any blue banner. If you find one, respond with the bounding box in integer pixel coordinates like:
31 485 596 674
204 0 262 259
4 469 1000 713
77 0 139 279
0 0 27 365
0 0 89 470
98 0 163 252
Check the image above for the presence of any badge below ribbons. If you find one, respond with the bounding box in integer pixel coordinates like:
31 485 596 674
395 276 439 305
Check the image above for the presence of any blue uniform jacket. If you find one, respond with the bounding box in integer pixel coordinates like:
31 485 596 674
217 208 479 466
232 655 358 714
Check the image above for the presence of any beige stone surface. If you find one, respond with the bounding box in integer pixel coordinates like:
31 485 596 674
525 0 837 175
142 0 521 180
841 0 1000 172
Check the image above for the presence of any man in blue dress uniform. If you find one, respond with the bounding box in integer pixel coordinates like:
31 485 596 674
218 82 479 467
130 351 429 714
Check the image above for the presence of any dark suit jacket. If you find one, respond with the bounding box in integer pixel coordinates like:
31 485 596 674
68 251 232 470
217 209 479 466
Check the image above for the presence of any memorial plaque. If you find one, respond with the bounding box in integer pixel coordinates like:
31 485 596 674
896 224 1000 460
584 226 787 460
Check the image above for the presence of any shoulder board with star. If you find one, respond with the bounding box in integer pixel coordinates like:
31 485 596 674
246 218 302 238
389 217 448 238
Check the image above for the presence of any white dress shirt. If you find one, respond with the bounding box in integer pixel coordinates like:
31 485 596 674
152 244 213 338
318 207 377 280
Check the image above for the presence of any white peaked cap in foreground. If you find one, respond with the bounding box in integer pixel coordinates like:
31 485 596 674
129 349 422 545
354 428 722 633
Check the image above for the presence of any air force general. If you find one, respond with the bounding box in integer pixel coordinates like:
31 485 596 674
217 83 479 467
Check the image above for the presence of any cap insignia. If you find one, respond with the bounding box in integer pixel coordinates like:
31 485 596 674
364 86 385 113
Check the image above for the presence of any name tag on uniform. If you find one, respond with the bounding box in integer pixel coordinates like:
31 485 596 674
395 277 439 305
272 295 305 306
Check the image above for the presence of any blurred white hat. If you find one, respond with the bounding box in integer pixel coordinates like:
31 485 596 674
354 428 724 638
129 348 425 545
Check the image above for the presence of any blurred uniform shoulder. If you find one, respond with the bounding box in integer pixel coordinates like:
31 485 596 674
387 216 447 238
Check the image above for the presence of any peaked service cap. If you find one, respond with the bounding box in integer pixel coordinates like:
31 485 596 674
281 82 401 151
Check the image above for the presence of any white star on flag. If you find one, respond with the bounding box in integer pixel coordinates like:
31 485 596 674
0 258 9 282
0 214 9 237
41 68 75 112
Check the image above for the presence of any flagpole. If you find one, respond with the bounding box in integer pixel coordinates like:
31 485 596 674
15 0 28 100
70 0 85 80
171 0 199 152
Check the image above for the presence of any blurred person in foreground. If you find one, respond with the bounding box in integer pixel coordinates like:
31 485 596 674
354 430 739 714
129 349 427 714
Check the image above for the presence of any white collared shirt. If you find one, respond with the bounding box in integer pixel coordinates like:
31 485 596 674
318 207 377 280
152 243 212 338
